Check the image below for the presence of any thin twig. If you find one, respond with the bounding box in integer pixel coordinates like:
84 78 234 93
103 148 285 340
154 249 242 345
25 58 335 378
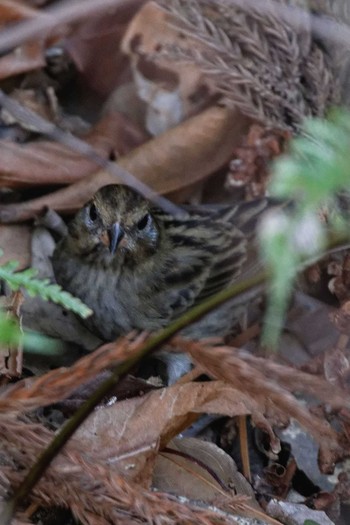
237 415 251 483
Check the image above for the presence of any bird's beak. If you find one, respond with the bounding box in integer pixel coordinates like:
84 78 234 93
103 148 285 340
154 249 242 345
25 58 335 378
108 222 124 255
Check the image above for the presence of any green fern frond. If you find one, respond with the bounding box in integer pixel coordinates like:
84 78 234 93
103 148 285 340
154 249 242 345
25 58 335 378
0 254 92 319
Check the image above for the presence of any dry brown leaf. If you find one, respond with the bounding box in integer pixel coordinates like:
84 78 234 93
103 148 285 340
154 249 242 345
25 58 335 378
156 439 283 525
75 380 271 485
117 105 247 194
0 0 40 21
0 112 146 188
0 104 249 222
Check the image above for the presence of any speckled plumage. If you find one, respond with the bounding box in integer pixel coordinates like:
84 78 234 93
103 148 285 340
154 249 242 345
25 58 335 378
52 184 266 340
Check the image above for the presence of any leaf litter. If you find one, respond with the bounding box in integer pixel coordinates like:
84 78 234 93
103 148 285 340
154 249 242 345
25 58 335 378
0 1 350 525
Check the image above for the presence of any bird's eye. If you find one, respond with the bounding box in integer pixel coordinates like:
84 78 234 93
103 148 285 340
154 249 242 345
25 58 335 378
137 213 150 230
88 203 98 222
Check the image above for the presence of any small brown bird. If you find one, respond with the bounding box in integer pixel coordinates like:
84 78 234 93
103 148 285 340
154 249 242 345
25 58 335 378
52 184 266 341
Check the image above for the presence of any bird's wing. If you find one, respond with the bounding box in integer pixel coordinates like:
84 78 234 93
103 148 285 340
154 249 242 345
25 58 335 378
152 209 250 319
191 199 268 303
155 199 268 317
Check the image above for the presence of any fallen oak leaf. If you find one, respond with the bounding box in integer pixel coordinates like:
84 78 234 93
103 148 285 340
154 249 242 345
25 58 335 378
0 0 147 55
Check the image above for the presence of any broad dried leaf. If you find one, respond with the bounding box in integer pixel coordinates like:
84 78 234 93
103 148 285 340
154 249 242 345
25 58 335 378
76 380 271 485
0 0 39 21
0 40 45 80
0 105 249 222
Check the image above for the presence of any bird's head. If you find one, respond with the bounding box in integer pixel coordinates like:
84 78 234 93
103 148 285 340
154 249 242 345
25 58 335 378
67 185 160 261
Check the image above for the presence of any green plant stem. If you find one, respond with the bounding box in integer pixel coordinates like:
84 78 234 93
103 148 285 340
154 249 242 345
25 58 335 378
3 271 266 522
